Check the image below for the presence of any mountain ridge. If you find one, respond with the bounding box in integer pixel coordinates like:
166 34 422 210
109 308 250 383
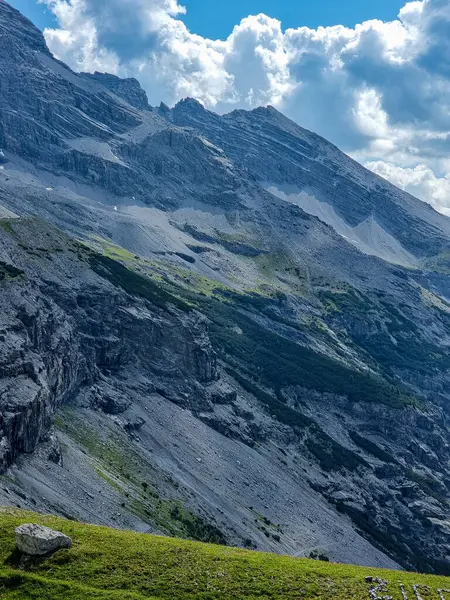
171 96 450 260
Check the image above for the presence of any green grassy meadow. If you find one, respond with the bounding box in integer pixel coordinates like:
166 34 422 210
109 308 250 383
1 508 450 599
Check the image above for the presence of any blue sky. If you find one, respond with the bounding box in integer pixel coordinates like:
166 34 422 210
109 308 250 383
9 0 56 30
181 0 406 39
12 0 405 38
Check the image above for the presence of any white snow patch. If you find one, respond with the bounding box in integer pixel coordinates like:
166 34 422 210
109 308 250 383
268 185 419 269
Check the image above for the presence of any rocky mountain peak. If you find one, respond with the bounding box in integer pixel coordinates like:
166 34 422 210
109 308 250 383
229 104 280 118
173 97 207 115
81 71 151 111
158 101 172 117
0 0 50 56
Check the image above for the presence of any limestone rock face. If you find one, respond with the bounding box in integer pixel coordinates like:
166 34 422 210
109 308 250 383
81 72 151 111
0 218 220 474
171 100 450 260
15 523 72 556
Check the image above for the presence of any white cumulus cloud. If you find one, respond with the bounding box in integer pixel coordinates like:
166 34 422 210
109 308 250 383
365 161 450 216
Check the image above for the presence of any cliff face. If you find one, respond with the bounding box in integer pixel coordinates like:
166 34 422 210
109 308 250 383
81 72 151 111
3 214 449 575
0 217 219 474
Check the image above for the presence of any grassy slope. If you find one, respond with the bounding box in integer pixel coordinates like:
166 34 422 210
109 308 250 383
1 509 450 599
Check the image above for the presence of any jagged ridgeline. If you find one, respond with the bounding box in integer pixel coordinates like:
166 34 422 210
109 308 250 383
1 0 450 578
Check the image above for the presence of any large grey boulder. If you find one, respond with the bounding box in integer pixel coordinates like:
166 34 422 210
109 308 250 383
15 523 72 556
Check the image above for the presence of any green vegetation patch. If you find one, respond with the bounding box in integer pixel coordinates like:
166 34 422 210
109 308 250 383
182 225 265 257
305 433 369 473
55 409 225 544
227 368 314 429
228 370 369 472
318 288 373 315
405 468 447 504
0 569 152 600
1 509 450 599
349 431 397 464
90 236 141 264
0 261 25 281
354 329 450 375
88 253 190 312
202 294 413 408
86 237 416 408
424 248 450 274
0 220 16 236
320 289 450 376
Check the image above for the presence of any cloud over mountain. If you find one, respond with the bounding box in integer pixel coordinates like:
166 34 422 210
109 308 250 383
40 0 450 213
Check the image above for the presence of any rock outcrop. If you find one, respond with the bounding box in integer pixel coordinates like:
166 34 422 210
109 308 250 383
0 218 219 474
15 523 72 556
81 72 151 111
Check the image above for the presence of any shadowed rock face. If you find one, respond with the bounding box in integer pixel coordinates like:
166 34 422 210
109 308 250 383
1 0 450 576
0 218 219 474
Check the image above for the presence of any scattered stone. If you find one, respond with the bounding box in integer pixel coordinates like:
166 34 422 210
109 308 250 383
367 577 392 600
15 523 72 556
331 491 355 502
97 393 131 415
124 416 146 433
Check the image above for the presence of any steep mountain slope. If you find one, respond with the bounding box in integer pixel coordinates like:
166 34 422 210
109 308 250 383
1 0 450 575
171 99 450 265
0 214 400 568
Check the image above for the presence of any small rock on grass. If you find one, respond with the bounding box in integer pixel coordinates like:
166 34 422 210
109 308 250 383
15 523 72 556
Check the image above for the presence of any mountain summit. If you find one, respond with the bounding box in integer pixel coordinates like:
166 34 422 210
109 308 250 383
1 0 450 575
172 96 450 264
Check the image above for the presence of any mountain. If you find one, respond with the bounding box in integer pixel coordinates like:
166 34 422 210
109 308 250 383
1 0 450 575
171 98 450 267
